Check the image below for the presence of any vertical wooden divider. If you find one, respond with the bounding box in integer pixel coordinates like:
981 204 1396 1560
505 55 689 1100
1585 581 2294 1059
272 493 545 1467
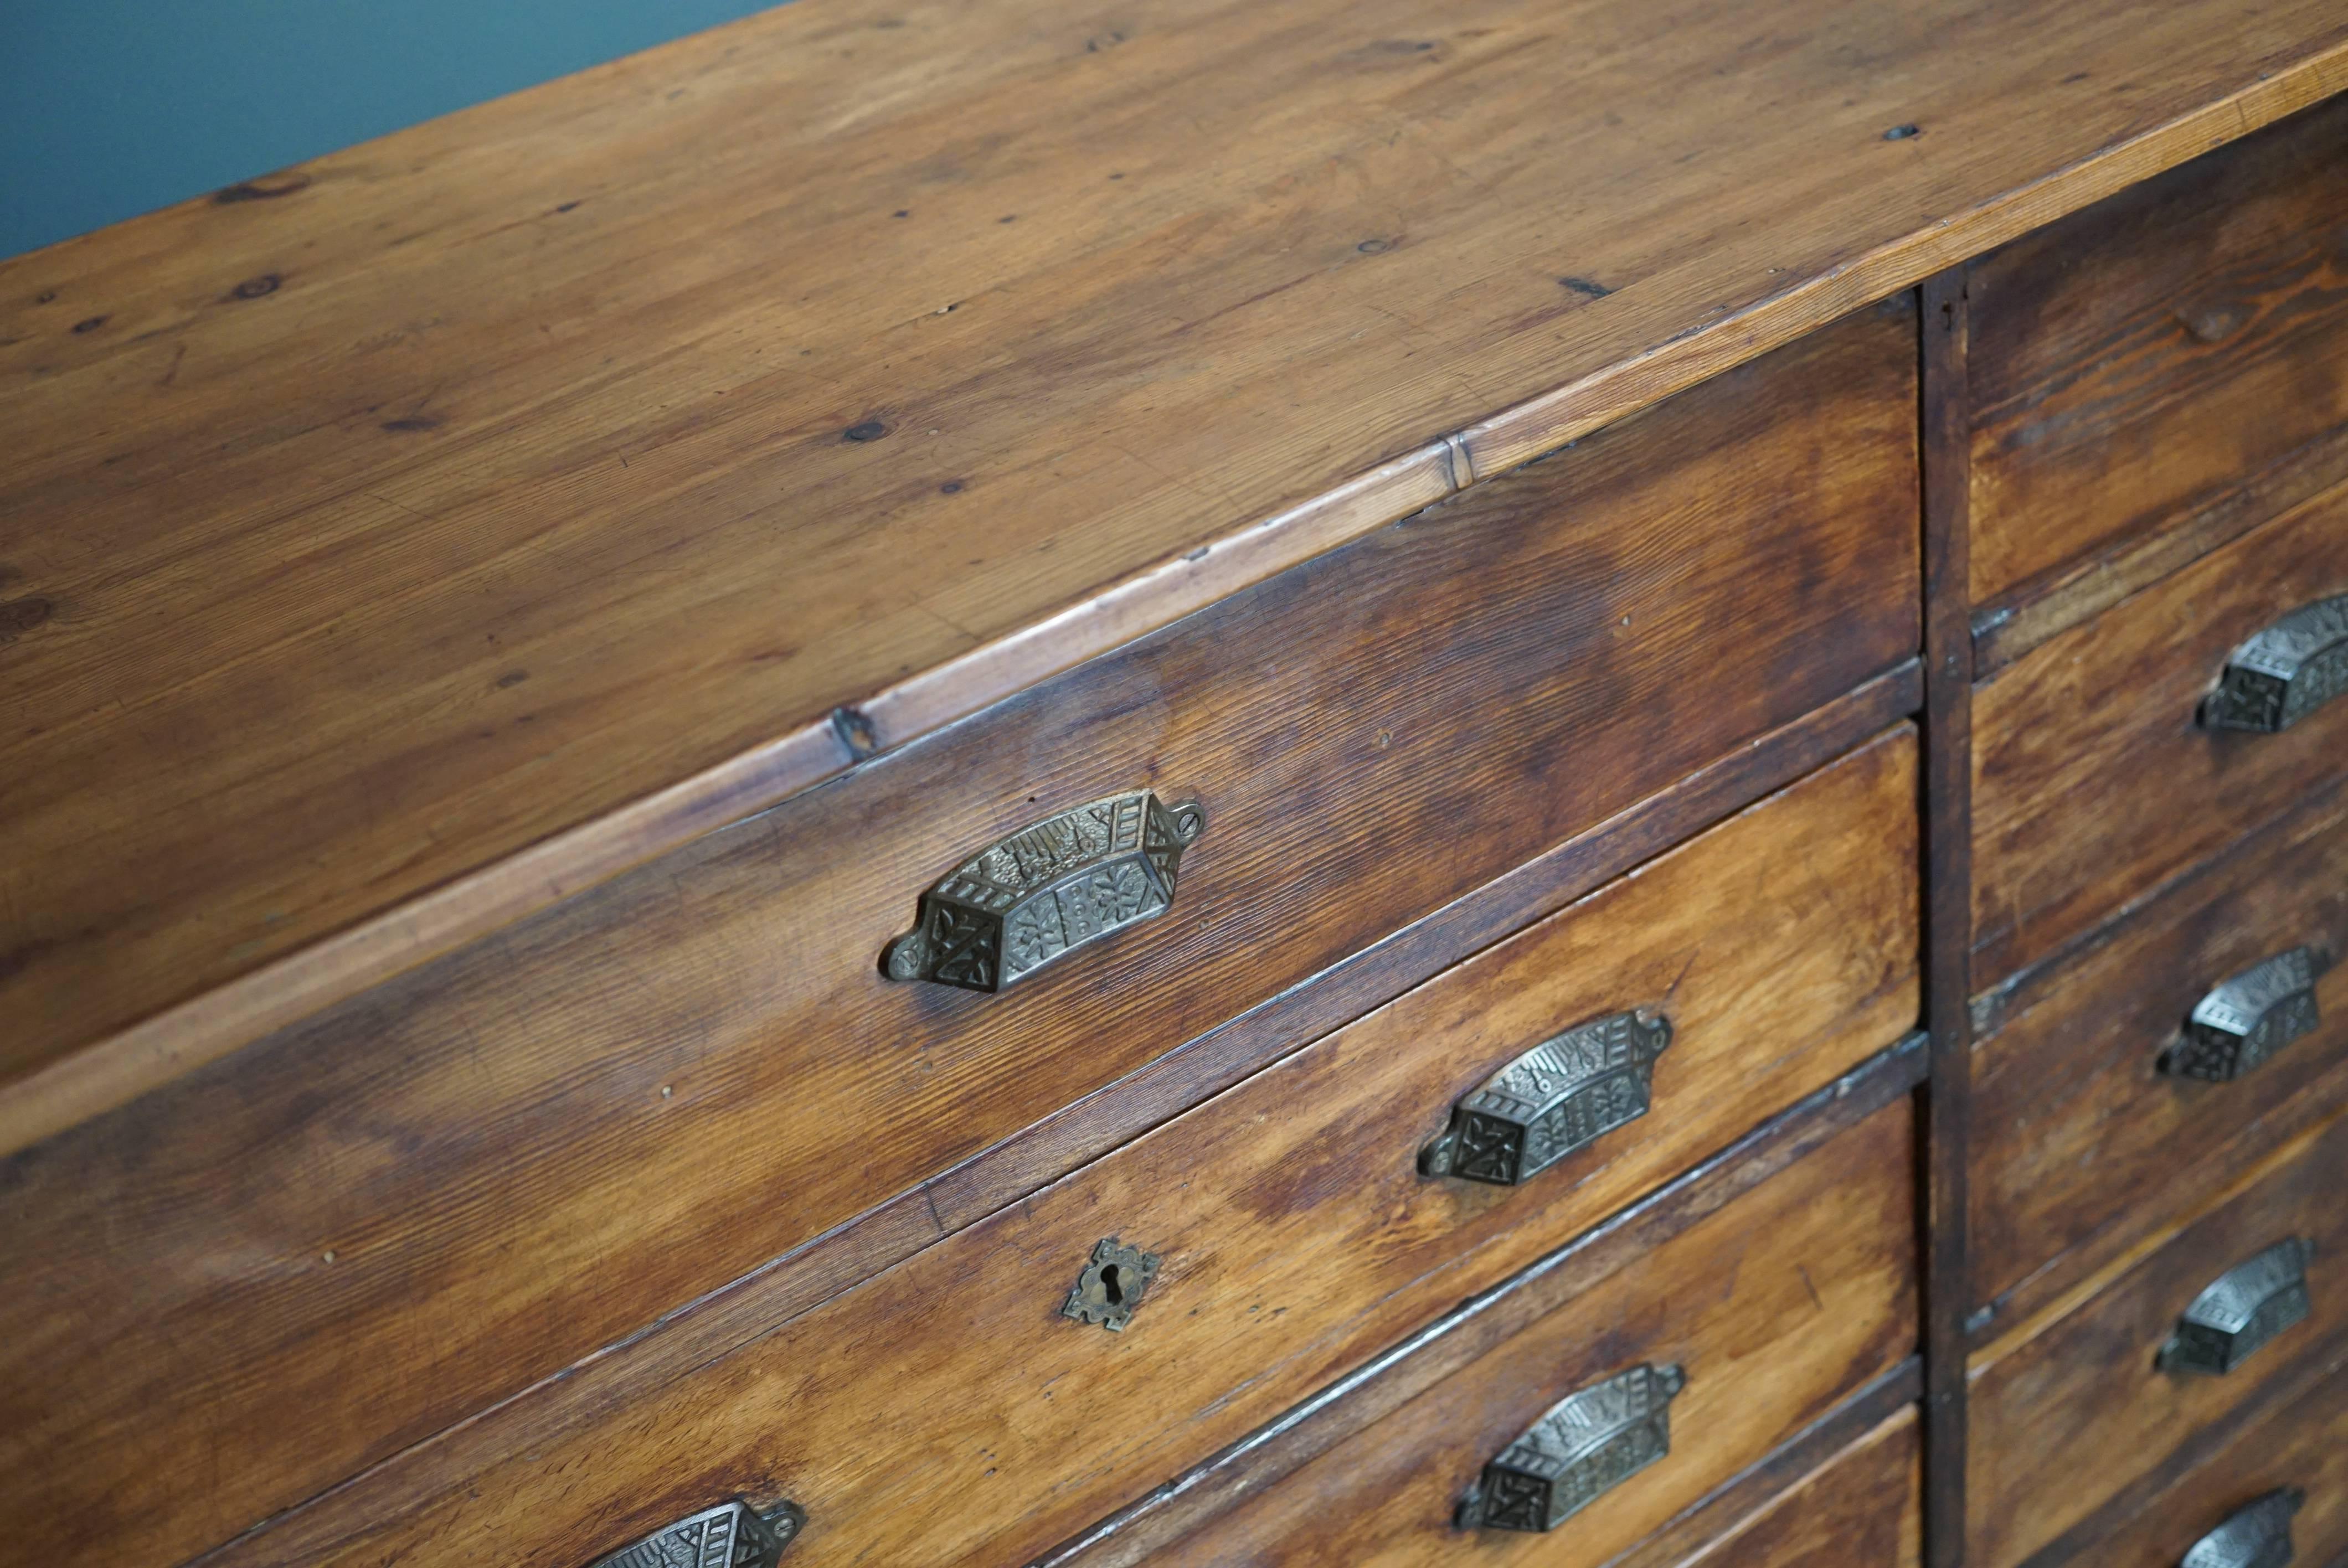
1918 268 1975 1568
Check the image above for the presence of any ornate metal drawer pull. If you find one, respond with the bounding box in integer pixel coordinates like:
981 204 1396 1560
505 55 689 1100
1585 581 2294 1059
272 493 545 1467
2203 592 2348 733
1421 1010 1672 1185
2180 1488 2304 1568
585 1500 805 1568
883 791 1204 992
2162 946 2325 1082
2159 1237 2315 1376
1455 1363 1685 1533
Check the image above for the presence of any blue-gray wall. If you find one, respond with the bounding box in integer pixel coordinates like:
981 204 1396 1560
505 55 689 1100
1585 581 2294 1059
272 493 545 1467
2 0 779 259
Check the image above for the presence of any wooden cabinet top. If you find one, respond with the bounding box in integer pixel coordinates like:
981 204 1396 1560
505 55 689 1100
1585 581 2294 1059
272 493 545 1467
2 0 2344 1149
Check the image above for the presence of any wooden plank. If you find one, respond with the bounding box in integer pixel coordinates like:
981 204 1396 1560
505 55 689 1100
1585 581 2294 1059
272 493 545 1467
1920 266 1974 1568
0 298 1918 1176
1970 475 2348 989
0 313 1924 1568
1970 768 2348 1335
1673 1397 1923 1568
2 0 2345 1136
450 730 1914 1568
1968 93 2348 620
1101 1096 1919 1568
20 724 1918 1568
160 685 1922 1568
1968 1105 2348 1568
1972 420 2348 673
208 1056 1928 1568
1031 1038 1927 1568
2027 1340 2348 1568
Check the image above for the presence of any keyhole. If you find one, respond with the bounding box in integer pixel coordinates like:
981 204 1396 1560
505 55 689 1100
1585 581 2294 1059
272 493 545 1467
1100 1264 1125 1305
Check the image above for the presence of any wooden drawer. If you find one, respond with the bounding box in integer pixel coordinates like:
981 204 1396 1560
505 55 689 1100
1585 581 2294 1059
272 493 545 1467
1968 1103 2348 1568
1133 1098 1916 1567
1971 765 2348 1328
1679 1406 1922 1568
215 725 1918 1568
0 302 1920 1568
2081 1342 2348 1568
1969 94 2348 617
1971 472 2348 987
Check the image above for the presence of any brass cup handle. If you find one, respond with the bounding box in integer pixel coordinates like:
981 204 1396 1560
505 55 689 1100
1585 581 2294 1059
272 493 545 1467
2179 1488 2303 1568
2158 1237 2315 1376
2161 946 2326 1083
2203 592 2348 733
1456 1363 1686 1532
1421 1011 1672 1185
882 790 1204 993
585 1500 805 1568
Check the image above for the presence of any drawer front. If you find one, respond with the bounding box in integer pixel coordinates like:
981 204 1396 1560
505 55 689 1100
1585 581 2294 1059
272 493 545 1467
240 726 1920 1568
2083 1342 2348 1568
1968 1104 2348 1568
0 302 1920 1568
1971 766 2348 1324
1140 1098 1916 1567
1679 1406 1922 1568
1969 94 2348 609
1971 476 2348 987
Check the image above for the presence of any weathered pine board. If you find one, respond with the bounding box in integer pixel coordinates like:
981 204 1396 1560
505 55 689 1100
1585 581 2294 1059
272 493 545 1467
2 0 2344 1145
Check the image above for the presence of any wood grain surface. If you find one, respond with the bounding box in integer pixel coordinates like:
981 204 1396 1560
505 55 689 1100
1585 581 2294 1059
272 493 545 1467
1136 1098 1918 1568
0 295 1917 1180
1971 767 2348 1333
0 308 1917 1568
1967 1103 2348 1568
1679 1405 1922 1568
1032 1040 1927 1568
2 0 2344 1144
1919 263 1975 1568
190 679 1923 1568
98 726 1913 1568
1971 472 2348 988
2059 1340 2348 1568
1969 92 2348 621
